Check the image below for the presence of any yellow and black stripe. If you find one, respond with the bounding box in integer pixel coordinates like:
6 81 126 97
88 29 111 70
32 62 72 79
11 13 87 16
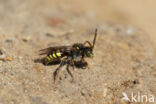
45 51 62 64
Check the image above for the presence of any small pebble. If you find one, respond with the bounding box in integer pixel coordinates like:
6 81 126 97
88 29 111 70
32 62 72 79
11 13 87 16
46 33 54 37
5 39 13 43
0 50 5 61
0 49 3 55
81 89 86 96
22 36 31 42
133 79 139 84
7 57 13 61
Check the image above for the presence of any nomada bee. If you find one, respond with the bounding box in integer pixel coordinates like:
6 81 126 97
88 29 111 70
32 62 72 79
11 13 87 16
40 29 98 83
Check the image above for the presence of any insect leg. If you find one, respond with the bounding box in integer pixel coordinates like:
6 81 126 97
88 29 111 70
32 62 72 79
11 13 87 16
53 59 66 83
81 57 89 69
66 64 74 83
69 59 76 71
70 59 76 82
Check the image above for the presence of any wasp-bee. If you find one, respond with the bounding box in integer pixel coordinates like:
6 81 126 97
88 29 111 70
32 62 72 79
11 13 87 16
40 29 98 83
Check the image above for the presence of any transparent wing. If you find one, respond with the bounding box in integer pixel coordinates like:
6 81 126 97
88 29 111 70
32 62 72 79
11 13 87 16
39 45 72 55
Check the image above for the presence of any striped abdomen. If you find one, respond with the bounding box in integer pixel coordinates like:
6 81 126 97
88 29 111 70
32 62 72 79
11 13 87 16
45 51 62 64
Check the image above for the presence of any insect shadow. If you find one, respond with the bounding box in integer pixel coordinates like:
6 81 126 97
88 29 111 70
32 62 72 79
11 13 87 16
34 58 87 69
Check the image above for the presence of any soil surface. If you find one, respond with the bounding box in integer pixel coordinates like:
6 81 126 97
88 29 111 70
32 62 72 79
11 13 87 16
0 0 156 104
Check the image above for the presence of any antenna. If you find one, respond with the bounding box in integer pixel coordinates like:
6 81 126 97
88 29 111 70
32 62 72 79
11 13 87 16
92 28 98 49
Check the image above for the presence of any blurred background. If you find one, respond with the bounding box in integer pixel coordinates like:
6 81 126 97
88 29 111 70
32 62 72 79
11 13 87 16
59 0 156 45
1 0 156 45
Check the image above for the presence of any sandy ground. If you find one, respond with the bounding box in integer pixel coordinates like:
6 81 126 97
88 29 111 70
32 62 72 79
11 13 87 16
0 0 156 104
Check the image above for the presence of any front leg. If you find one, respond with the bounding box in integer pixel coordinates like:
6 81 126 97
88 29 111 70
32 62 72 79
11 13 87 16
81 57 89 69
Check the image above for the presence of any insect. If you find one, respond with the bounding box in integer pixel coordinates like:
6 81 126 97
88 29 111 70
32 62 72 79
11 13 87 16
40 29 98 83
